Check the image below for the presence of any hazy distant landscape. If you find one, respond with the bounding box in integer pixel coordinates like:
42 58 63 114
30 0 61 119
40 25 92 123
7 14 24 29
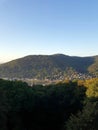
0 54 98 130
0 54 98 85
0 0 98 129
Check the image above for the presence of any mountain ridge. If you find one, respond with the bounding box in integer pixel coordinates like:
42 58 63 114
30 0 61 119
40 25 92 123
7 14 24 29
0 54 98 79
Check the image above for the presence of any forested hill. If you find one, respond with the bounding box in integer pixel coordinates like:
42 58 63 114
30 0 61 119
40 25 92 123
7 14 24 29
0 54 98 79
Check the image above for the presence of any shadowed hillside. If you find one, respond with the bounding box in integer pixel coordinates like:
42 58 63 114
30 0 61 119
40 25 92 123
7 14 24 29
0 54 97 79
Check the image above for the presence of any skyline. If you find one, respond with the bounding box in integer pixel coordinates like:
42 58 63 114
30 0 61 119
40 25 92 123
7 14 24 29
0 0 98 62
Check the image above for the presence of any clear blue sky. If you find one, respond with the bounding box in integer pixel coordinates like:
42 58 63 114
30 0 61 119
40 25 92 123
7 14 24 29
0 0 98 62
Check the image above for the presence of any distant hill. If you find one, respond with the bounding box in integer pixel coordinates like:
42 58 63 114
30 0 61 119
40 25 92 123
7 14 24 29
0 54 98 79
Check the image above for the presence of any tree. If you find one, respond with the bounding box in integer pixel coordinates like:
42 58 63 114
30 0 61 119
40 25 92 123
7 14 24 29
85 78 98 97
65 101 98 130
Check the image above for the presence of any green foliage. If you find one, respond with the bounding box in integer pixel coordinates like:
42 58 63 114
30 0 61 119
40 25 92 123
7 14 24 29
1 78 98 130
65 78 98 130
85 78 98 97
65 101 98 130
0 79 86 130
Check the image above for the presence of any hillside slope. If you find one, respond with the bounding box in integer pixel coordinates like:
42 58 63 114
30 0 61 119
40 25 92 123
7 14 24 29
0 54 97 79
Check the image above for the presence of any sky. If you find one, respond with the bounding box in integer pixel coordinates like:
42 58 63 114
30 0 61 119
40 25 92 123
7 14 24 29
0 0 98 62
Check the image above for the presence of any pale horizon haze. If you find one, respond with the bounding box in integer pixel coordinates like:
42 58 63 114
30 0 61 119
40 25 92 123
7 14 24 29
0 0 98 62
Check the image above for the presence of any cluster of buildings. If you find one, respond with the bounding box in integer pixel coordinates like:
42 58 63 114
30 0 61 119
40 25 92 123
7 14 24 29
1 72 96 86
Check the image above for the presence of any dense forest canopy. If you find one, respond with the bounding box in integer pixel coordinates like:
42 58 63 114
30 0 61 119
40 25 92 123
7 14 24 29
0 78 98 130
